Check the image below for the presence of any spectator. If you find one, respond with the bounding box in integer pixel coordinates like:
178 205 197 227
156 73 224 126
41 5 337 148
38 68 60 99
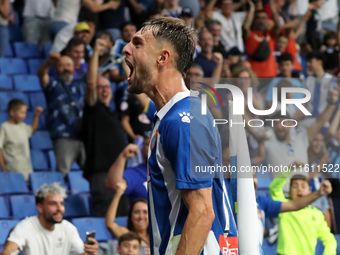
0 0 9 58
304 51 338 119
318 0 339 32
194 29 216 77
49 0 119 40
265 53 304 109
37 53 86 176
97 31 116 79
64 37 88 79
117 232 142 255
306 0 323 50
206 19 228 58
120 93 151 142
51 21 95 62
83 38 128 217
105 183 150 255
321 31 339 73
127 0 154 29
0 183 99 255
243 2 280 78
265 89 339 194
270 173 336 254
288 0 309 44
0 100 43 180
109 22 137 83
206 0 248 53
106 140 149 203
179 7 194 28
22 0 53 47
162 0 182 18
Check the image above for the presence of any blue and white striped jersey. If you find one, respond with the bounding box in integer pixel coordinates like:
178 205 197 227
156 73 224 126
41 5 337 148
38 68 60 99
147 91 237 255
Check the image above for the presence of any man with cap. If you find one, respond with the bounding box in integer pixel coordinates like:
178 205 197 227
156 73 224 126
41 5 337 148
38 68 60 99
180 8 194 27
51 21 95 61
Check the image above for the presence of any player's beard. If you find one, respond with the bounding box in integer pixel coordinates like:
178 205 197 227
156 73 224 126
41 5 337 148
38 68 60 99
127 64 152 94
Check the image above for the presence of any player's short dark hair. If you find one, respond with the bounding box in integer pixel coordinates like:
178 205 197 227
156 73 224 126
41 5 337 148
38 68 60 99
118 232 142 246
8 99 27 112
65 36 85 52
290 174 310 188
306 51 324 63
141 17 196 78
120 21 137 32
277 53 293 64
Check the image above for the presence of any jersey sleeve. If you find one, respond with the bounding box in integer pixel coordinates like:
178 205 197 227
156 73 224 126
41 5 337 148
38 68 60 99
7 220 28 251
160 112 219 190
257 196 282 218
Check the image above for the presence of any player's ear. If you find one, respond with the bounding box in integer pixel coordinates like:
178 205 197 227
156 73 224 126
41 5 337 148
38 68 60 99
157 49 171 67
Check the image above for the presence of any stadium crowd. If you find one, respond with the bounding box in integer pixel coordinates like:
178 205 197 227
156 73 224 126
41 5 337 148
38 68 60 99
1 0 340 254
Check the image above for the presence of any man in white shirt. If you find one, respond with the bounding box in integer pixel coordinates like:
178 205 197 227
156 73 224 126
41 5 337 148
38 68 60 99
0 183 99 255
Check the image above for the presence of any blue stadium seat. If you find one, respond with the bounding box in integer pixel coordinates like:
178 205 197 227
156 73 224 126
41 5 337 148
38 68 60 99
0 220 20 246
0 112 8 124
67 171 89 194
29 92 47 110
9 26 24 42
0 58 27 75
31 150 49 171
0 172 29 195
71 162 81 171
0 75 13 90
29 172 66 193
30 131 53 150
10 195 38 219
64 195 90 219
5 44 13 58
14 42 42 59
115 216 128 228
0 196 10 219
47 150 56 171
24 111 47 130
27 59 44 75
43 44 52 58
14 75 41 91
72 218 112 242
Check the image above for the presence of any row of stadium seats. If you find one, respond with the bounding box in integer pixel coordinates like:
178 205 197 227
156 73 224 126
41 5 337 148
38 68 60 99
0 91 46 111
0 74 42 90
0 58 45 75
0 171 89 195
4 42 52 59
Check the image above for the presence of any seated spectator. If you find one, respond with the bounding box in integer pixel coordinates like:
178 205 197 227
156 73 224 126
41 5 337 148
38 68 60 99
49 0 119 40
120 93 152 142
265 53 304 109
117 232 142 255
0 100 43 180
206 19 228 58
0 0 9 58
321 31 339 73
206 0 248 53
51 21 95 62
270 173 336 254
109 22 137 83
162 0 182 18
265 89 339 194
22 0 53 47
304 51 337 118
0 183 99 255
194 29 217 77
106 140 149 203
306 0 323 50
243 3 279 78
83 38 128 217
105 184 150 255
38 53 86 176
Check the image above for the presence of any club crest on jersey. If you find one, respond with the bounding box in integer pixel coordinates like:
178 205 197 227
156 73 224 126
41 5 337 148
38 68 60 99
150 129 158 150
179 112 193 123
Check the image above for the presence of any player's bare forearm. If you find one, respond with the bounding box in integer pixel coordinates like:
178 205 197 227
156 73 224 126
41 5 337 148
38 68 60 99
175 188 215 255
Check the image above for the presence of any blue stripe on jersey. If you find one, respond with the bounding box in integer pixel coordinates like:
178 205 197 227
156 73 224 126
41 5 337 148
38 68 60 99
147 92 236 254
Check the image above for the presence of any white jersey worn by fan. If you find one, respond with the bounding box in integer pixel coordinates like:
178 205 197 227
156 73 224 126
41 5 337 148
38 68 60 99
7 216 84 255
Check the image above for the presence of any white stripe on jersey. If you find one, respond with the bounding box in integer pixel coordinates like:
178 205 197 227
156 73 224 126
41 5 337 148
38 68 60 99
222 181 230 233
203 231 221 255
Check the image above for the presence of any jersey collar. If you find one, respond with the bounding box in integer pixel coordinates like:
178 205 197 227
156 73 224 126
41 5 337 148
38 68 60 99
156 91 190 120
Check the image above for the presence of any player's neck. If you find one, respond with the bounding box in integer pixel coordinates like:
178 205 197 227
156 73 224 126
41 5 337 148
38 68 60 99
149 72 188 111
38 215 55 231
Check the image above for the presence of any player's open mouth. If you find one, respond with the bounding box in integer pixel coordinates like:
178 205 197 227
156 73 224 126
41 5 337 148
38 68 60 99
125 60 134 82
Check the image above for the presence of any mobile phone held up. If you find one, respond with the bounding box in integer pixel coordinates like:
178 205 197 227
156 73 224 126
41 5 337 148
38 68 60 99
85 230 96 245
